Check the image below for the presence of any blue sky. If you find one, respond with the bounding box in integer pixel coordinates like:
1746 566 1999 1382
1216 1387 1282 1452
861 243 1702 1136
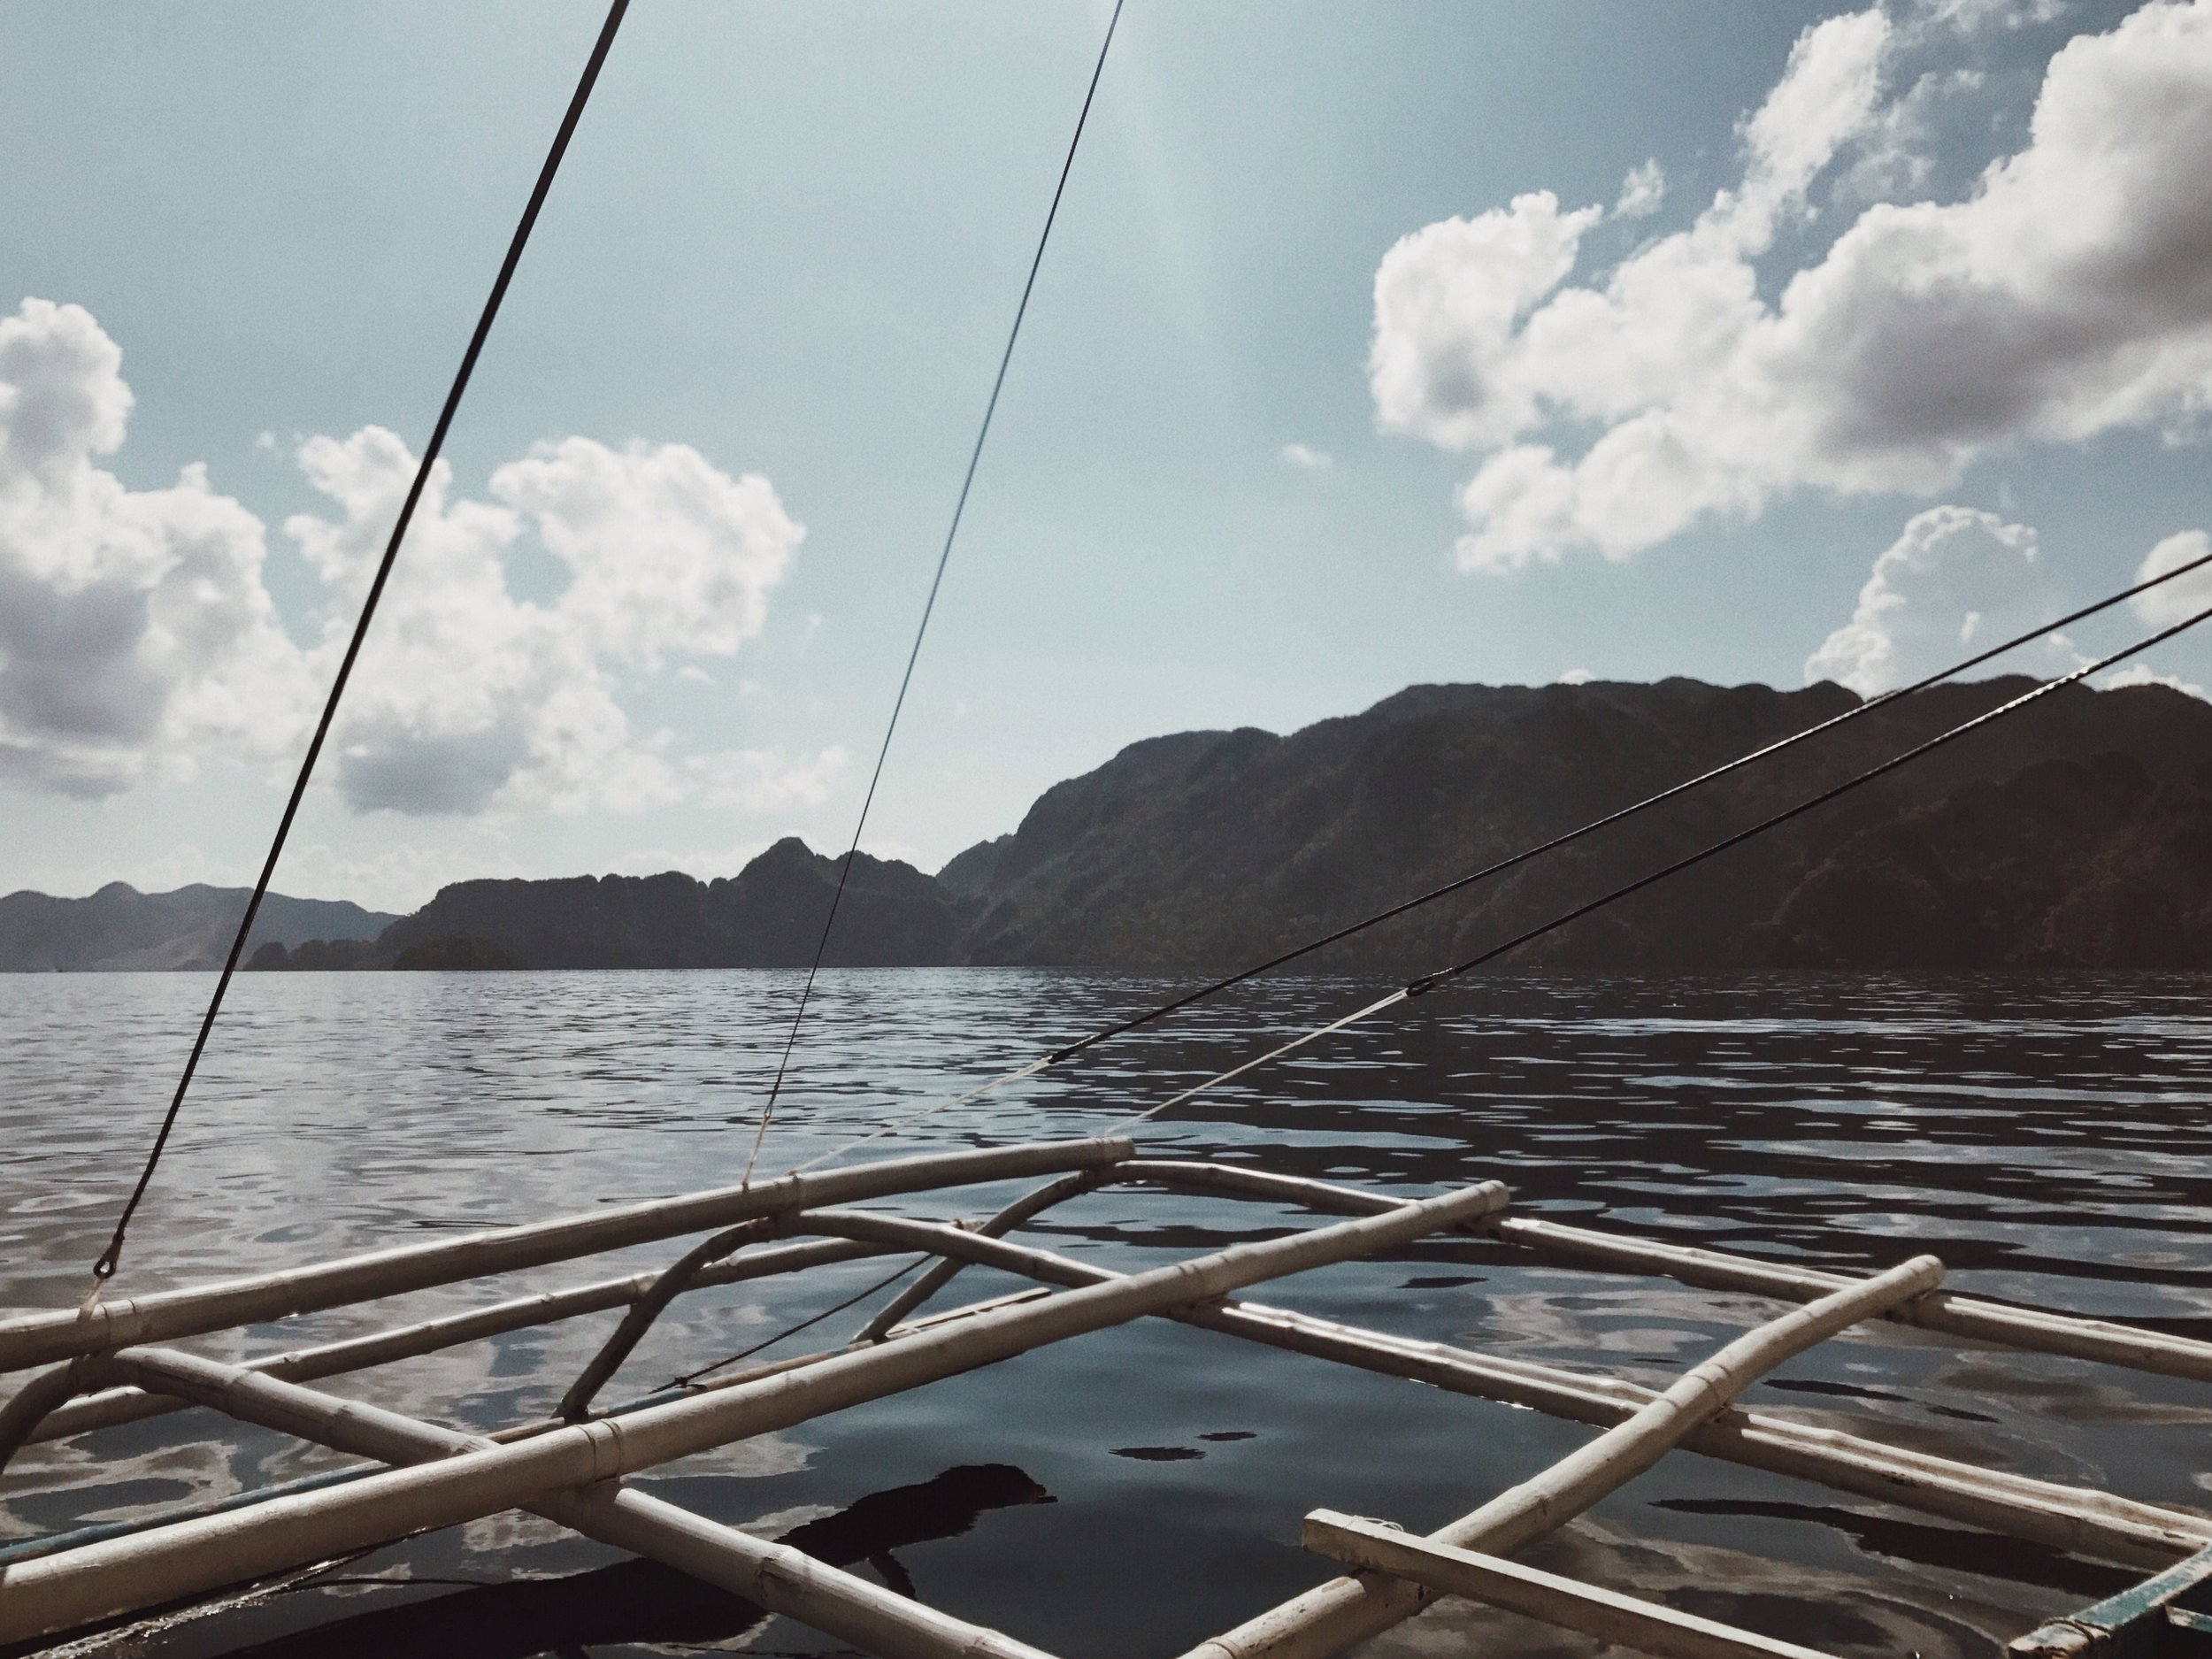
4 0 2209 910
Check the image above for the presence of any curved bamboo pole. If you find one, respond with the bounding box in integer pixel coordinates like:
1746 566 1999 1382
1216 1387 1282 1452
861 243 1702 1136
11 1213 2202 1591
0 1180 1509 1644
27 1238 891 1448
900 1159 2212 1386
0 1138 1131 1374
857 1168 1110 1342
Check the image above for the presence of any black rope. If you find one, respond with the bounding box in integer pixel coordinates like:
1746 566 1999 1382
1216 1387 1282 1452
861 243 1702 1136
1047 541 2212 1063
1400 597 2212 998
669 1256 928 1388
739 0 1126 1181
87 0 631 1289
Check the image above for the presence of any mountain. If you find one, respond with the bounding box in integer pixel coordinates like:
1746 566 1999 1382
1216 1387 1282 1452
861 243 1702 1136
950 676 2212 972
27 677 2212 974
371 839 964 969
0 883 396 972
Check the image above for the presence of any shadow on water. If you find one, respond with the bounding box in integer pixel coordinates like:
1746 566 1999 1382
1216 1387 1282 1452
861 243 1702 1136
202 1464 1055 1659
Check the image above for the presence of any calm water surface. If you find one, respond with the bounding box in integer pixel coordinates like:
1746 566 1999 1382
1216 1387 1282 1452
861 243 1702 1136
5 970 2212 1657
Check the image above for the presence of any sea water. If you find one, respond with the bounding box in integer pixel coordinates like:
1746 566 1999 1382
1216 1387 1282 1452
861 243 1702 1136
5 970 2212 1656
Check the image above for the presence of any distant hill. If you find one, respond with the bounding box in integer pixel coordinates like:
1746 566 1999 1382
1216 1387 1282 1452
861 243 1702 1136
371 838 964 970
27 678 2212 974
0 883 396 972
950 676 2212 972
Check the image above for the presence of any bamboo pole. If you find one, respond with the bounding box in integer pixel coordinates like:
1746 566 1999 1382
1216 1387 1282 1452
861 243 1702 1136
1082 1161 2212 1386
29 1150 2210 1446
28 1237 891 1447
1301 1511 1836 1659
1193 1300 2207 1567
563 1485 1062 1659
0 1361 111 1476
12 1265 2202 1586
557 1216 785 1420
1486 1217 2212 1385
810 1225 2212 1569
27 1204 2200 1571
1181 1258 1950 1659
0 1180 1509 1643
10 1217 2202 1597
0 1138 1131 1374
857 1169 1109 1343
1442 1256 1944 1542
104 1348 1060 1659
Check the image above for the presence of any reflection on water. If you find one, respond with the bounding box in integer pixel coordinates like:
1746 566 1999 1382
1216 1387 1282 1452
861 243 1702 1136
4 970 2212 1656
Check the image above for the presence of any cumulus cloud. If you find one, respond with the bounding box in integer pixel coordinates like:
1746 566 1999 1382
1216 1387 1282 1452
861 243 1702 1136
1804 505 2081 693
1833 67 1986 204
0 299 313 796
1912 0 2070 36
1613 160 1666 219
685 745 848 812
2127 529 2212 627
1279 442 1334 471
0 296 813 818
1372 2 2212 572
288 427 803 816
2101 660 2210 698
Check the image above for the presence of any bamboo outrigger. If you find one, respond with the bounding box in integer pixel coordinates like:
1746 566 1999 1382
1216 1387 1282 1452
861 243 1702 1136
5 1135 2212 1656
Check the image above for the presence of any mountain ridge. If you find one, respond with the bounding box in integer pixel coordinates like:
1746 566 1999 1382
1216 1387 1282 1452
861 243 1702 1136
0 883 396 972
18 676 2212 973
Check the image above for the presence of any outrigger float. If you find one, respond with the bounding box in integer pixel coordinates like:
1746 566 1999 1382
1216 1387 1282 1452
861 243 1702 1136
4 1136 2212 1657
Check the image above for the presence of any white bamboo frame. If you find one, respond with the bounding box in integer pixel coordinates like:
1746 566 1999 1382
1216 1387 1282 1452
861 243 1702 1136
0 1178 1508 1642
0 1137 1132 1371
4 1147 2206 1659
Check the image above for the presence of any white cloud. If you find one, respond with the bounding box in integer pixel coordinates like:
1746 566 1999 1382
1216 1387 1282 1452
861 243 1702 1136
2127 529 2212 627
1613 159 1666 219
1804 505 2082 694
1372 3 2212 572
288 427 803 816
1833 67 1985 204
492 437 798 665
1911 0 2069 37
0 296 807 818
1556 667 1596 685
2100 660 2210 699
1279 442 1334 471
0 298 314 797
685 745 848 812
1371 190 1605 455
292 429 805 818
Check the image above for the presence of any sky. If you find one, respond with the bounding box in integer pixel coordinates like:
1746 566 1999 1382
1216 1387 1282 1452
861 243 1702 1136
4 0 2211 911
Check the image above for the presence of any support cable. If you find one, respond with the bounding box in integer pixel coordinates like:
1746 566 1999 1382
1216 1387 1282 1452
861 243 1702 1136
85 0 631 1294
668 1257 927 1388
1048 542 2212 1063
1109 596 2212 1131
784 550 2212 1173
739 0 1126 1182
